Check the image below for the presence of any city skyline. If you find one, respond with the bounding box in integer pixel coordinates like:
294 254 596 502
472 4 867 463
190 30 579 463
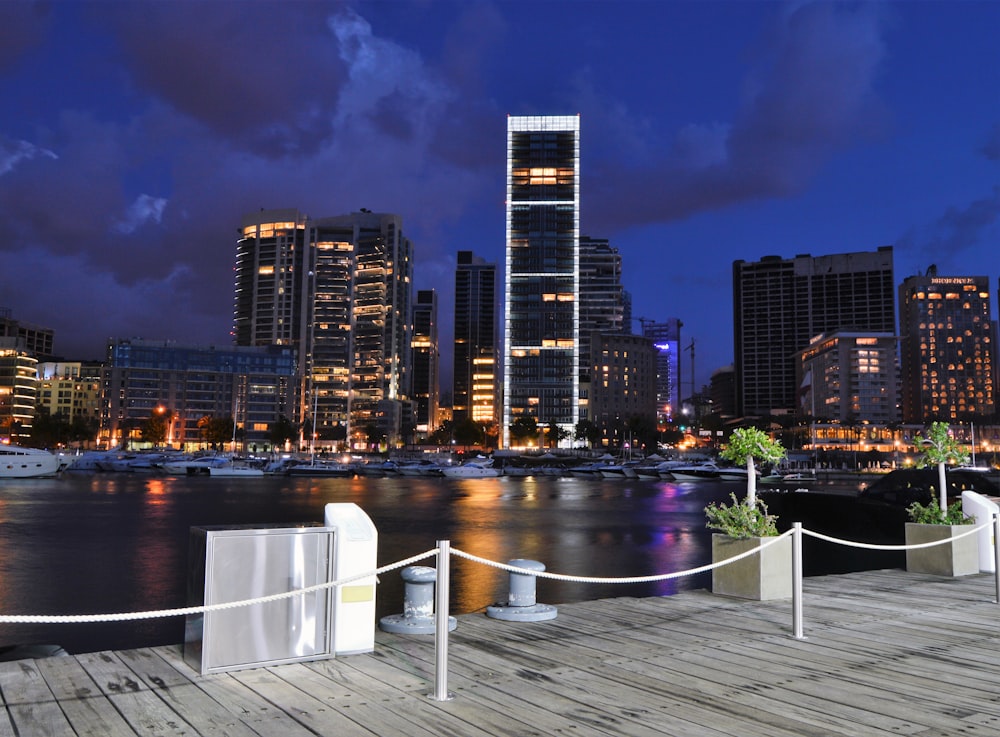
1 1 999 390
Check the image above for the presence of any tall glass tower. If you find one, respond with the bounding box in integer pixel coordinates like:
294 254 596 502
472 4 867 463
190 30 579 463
503 115 580 448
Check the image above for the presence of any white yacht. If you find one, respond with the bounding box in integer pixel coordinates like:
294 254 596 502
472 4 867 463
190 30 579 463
441 459 501 478
0 445 62 479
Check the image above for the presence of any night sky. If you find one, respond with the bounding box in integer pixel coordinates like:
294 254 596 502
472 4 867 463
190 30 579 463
1 1 998 391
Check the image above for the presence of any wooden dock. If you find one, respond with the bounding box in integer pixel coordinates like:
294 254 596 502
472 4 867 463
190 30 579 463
2 569 1000 736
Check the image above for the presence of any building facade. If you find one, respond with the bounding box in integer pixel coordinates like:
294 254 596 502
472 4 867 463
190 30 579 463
898 271 996 423
0 309 54 360
733 247 895 418
101 339 296 451
503 114 580 448
0 340 39 442
589 332 658 449
641 319 683 422
411 289 439 436
235 209 414 449
794 331 900 425
37 361 102 428
453 251 498 427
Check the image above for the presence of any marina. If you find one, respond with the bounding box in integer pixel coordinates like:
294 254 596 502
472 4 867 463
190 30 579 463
1 569 999 736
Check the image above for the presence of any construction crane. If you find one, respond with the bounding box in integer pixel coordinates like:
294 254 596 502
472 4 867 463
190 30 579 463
683 339 695 401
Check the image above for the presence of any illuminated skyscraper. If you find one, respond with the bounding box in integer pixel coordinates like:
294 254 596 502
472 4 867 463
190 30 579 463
411 289 439 435
235 209 413 448
503 115 580 448
898 270 995 423
453 251 497 427
641 319 682 420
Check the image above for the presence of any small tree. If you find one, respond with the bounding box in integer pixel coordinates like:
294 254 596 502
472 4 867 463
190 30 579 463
916 421 969 514
719 427 786 509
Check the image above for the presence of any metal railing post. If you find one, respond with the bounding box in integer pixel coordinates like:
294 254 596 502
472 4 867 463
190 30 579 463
432 540 453 701
993 516 1000 605
792 523 804 639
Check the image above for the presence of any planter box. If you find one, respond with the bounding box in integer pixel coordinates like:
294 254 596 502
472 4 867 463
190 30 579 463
905 523 979 577
711 533 792 600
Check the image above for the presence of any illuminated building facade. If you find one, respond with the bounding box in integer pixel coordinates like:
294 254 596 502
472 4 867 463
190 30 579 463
503 115 580 448
899 272 995 423
0 340 39 443
0 309 54 359
795 331 900 424
641 319 682 421
235 209 413 448
733 247 895 417
453 251 497 426
37 361 102 429
100 339 295 451
589 332 658 448
411 289 439 435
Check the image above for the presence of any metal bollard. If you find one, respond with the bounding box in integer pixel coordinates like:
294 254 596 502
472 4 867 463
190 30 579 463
380 565 456 634
486 558 558 622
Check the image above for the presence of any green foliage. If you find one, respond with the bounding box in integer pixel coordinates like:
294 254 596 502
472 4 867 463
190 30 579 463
509 415 538 442
705 493 779 539
907 499 973 525
916 421 969 468
720 427 786 467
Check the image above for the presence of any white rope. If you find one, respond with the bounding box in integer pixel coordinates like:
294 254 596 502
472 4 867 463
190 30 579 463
451 530 794 584
802 519 991 551
0 549 438 625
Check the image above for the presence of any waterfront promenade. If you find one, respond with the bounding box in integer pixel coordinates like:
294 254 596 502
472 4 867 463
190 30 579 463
1 569 998 736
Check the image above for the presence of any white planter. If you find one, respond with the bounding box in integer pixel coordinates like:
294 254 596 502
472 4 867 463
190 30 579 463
904 523 979 577
711 533 792 600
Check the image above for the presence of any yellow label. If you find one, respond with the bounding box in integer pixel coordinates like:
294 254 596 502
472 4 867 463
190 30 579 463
341 585 374 603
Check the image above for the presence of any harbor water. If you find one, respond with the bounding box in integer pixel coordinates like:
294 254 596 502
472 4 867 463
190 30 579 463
0 472 857 655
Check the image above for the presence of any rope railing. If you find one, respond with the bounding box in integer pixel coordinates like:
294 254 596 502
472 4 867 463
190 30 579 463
2 516 998 703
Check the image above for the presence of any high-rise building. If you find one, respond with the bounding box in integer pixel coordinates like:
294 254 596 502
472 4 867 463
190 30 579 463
579 236 624 376
733 247 895 417
411 289 439 435
589 332 658 448
0 339 39 442
641 319 683 421
453 251 497 427
503 114 580 448
898 271 995 423
235 209 413 448
0 308 54 359
795 331 900 424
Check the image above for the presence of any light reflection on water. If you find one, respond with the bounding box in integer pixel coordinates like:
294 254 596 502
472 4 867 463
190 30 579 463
0 472 745 654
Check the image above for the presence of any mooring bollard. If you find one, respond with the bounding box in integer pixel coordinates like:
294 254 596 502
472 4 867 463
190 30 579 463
486 558 558 622
380 565 457 634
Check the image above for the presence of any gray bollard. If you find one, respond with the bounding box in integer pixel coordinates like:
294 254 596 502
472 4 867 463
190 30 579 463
380 565 457 634
486 558 558 622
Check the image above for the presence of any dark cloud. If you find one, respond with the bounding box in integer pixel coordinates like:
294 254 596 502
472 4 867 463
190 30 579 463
897 186 1000 264
585 2 888 231
0 1 51 72
95 1 350 157
983 123 1000 161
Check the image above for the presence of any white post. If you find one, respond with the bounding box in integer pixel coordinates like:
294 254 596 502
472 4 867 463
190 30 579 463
432 540 453 701
792 523 804 639
994 516 1000 605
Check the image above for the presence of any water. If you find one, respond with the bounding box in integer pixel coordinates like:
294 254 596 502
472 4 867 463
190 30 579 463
0 473 763 654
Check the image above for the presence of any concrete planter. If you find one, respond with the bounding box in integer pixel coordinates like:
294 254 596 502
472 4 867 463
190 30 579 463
904 523 979 577
711 533 792 600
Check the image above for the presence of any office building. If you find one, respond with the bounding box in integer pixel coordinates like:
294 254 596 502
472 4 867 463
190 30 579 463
733 247 895 417
0 309 54 360
795 331 900 424
589 332 658 448
579 236 624 375
899 271 995 423
411 289 439 435
101 339 296 451
503 114 580 448
235 209 413 449
641 319 683 421
453 251 497 426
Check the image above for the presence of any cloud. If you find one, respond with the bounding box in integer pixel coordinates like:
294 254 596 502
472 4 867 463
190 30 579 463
897 186 1000 264
0 1 51 72
113 194 168 235
983 123 1000 161
585 1 889 230
0 135 57 176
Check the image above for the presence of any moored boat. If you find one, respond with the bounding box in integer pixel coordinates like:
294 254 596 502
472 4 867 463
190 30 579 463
668 462 721 481
0 445 62 479
441 459 501 478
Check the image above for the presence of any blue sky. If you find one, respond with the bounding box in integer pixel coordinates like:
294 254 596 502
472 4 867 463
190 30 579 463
0 1 998 392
